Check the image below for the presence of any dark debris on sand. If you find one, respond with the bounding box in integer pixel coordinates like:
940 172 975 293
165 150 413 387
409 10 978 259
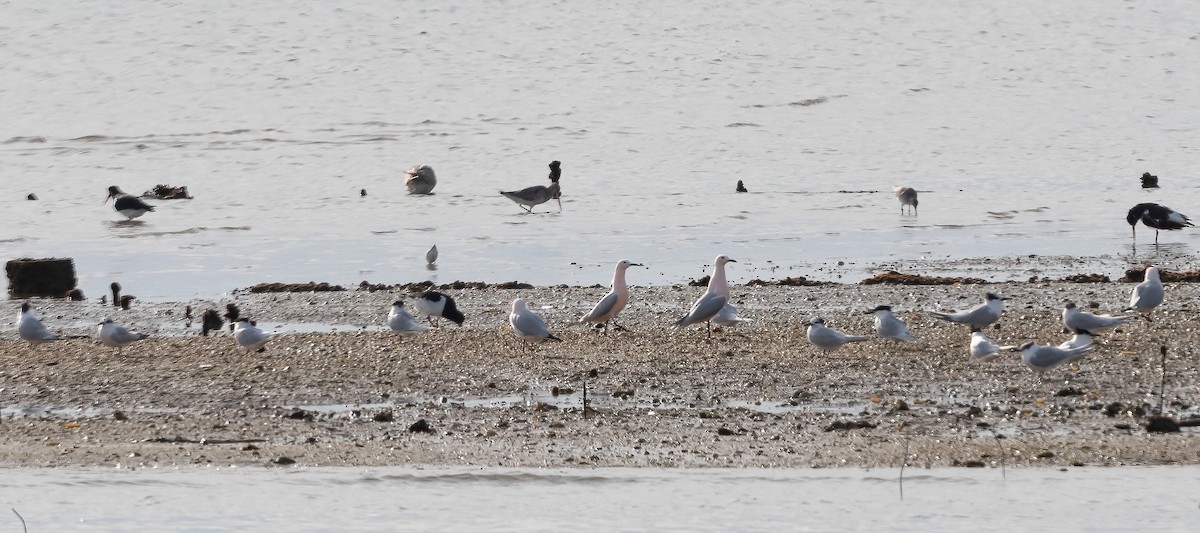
860 270 986 285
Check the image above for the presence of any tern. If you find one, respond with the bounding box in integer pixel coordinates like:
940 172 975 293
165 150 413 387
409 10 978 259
105 186 155 221
388 300 431 335
1127 203 1192 244
1061 302 1131 333
510 298 561 344
97 317 149 354
1016 341 1093 373
969 327 1014 362
579 260 642 333
674 255 737 336
930 292 1005 329
867 305 921 343
1057 329 1097 351
806 316 869 351
500 160 562 213
17 302 63 346
233 318 273 353
713 303 752 327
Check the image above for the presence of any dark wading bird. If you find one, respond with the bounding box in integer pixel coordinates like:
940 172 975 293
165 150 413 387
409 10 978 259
1127 203 1193 244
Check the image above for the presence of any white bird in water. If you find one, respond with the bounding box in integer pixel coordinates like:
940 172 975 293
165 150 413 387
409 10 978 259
1061 302 1130 333
387 300 431 336
413 291 466 326
233 318 273 353
867 305 921 343
17 302 63 346
969 327 1014 362
1057 329 1097 351
405 164 437 195
1127 203 1192 244
930 292 1005 329
97 317 149 354
105 185 155 221
674 255 737 336
579 259 642 333
1125 266 1164 316
1016 341 1093 373
713 303 752 327
425 245 438 265
893 186 918 215
510 298 562 344
806 316 869 351
500 160 562 213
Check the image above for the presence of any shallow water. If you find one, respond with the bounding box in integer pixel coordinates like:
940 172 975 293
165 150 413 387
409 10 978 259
4 0 1200 301
2 465 1197 531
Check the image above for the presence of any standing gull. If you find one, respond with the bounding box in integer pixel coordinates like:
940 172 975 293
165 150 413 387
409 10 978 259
413 291 466 326
1127 203 1192 244
500 160 562 213
674 255 737 336
579 259 642 333
867 305 921 343
1125 266 1164 316
17 303 63 346
404 165 437 195
1061 302 1130 333
233 318 273 353
806 317 869 351
388 300 431 336
105 186 155 221
510 298 562 344
97 317 149 355
893 186 918 215
929 292 1005 329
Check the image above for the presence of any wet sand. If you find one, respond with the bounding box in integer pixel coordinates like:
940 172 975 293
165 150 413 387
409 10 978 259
2 281 1198 469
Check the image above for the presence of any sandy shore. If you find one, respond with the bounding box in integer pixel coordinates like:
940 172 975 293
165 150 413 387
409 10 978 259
2 281 1198 469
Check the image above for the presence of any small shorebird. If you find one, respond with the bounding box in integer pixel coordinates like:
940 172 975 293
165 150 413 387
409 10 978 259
413 291 466 326
713 303 752 327
867 305 921 343
675 255 736 336
105 186 156 221
510 298 561 344
893 186 918 215
18 302 63 346
579 259 642 333
1127 203 1192 244
97 317 149 355
1057 329 1097 351
1061 302 1130 333
500 160 562 213
806 316 868 351
404 165 437 194
1015 341 1093 374
387 300 431 335
930 292 1005 330
969 327 1013 362
1125 266 1164 316
425 245 438 265
233 318 273 353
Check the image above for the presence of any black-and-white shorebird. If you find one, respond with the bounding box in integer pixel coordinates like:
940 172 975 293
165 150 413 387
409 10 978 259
105 186 155 221
930 292 1005 329
866 305 921 343
969 327 1014 362
1127 203 1192 244
387 300 431 335
233 318 273 353
412 291 465 326
1061 302 1130 333
405 165 437 195
1014 341 1093 374
806 316 868 351
97 317 149 355
17 302 63 346
893 186 918 215
500 160 562 213
509 298 562 344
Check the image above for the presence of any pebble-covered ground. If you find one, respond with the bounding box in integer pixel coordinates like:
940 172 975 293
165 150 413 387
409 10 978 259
1 281 1197 469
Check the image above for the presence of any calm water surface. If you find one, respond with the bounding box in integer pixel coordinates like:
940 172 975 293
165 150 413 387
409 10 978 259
2 466 1198 531
3 0 1200 301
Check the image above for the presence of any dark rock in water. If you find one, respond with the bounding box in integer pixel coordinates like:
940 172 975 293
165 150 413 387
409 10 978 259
360 188 367 197
1140 172 1159 188
143 184 194 199
736 180 748 193
373 411 395 422
26 193 37 201
273 456 296 465
1145 415 1180 433
65 288 85 301
408 419 433 433
6 257 78 298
